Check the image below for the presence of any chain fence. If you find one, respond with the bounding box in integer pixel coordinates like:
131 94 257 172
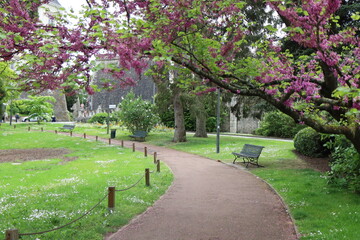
4 128 161 240
19 193 108 237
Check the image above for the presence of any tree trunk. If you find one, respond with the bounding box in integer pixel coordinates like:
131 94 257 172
193 96 208 138
345 127 360 155
173 87 186 142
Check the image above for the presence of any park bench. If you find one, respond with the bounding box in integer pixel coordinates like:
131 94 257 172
59 124 75 131
129 130 147 142
232 144 265 167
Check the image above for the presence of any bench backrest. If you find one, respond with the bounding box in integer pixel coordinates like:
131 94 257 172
134 130 147 137
240 144 264 157
62 125 75 128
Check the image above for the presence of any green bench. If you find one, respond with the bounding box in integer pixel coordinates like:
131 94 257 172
59 124 75 131
129 130 147 142
232 144 265 167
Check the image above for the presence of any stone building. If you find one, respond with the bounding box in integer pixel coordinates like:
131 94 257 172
229 103 260 134
87 59 157 117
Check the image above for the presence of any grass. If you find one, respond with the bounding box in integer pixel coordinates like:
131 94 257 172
143 131 360 240
0 124 173 240
255 169 360 239
3 122 360 239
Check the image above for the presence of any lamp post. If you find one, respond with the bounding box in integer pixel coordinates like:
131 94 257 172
216 88 221 153
107 105 116 134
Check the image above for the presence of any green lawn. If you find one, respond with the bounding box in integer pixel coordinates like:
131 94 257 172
2 122 360 239
0 125 173 240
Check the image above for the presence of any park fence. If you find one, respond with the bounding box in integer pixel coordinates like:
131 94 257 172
4 127 161 240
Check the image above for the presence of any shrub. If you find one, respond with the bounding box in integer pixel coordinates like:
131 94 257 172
184 112 195 131
328 146 360 193
88 112 118 124
117 92 160 133
293 127 329 157
255 111 306 138
324 135 360 193
206 117 217 132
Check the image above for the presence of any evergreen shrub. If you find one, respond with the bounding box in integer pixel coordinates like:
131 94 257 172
206 117 217 132
293 127 328 157
88 112 118 124
255 111 306 138
324 135 360 193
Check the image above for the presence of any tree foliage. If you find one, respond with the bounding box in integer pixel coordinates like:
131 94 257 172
24 95 55 123
0 0 359 153
0 62 17 103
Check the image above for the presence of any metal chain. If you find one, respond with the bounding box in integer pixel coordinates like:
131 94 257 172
19 193 108 236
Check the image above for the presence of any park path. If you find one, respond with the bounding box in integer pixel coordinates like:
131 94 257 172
66 132 298 240
96 137 299 240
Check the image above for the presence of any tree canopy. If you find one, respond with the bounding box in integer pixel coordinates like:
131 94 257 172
0 0 359 152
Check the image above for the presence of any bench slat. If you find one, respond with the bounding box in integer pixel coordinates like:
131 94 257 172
59 125 75 131
129 130 147 142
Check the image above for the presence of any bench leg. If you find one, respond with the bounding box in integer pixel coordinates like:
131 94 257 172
245 157 250 168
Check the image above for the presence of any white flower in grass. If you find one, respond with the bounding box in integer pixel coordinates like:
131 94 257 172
24 209 67 221
47 193 65 198
126 196 148 204
95 160 116 164
0 203 15 214
57 177 82 185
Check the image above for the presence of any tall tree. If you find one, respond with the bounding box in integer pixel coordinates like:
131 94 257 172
152 65 187 142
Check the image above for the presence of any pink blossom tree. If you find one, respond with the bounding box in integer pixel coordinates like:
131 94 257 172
1 0 359 152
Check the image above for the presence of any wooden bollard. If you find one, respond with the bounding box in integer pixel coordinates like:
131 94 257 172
109 138 111 145
13 125 16 129
153 152 157 163
96 136 98 141
145 168 150 186
144 147 147 157
83 133 86 139
132 143 135 152
121 140 124 147
108 187 116 210
28 127 30 131
157 160 161 172
5 229 19 240
41 127 43 132
55 130 57 134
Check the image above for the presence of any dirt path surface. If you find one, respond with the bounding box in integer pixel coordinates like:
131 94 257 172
97 138 298 240
0 148 71 162
54 132 297 240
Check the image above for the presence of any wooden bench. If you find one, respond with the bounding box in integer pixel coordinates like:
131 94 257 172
129 130 147 142
232 144 265 167
59 124 75 131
